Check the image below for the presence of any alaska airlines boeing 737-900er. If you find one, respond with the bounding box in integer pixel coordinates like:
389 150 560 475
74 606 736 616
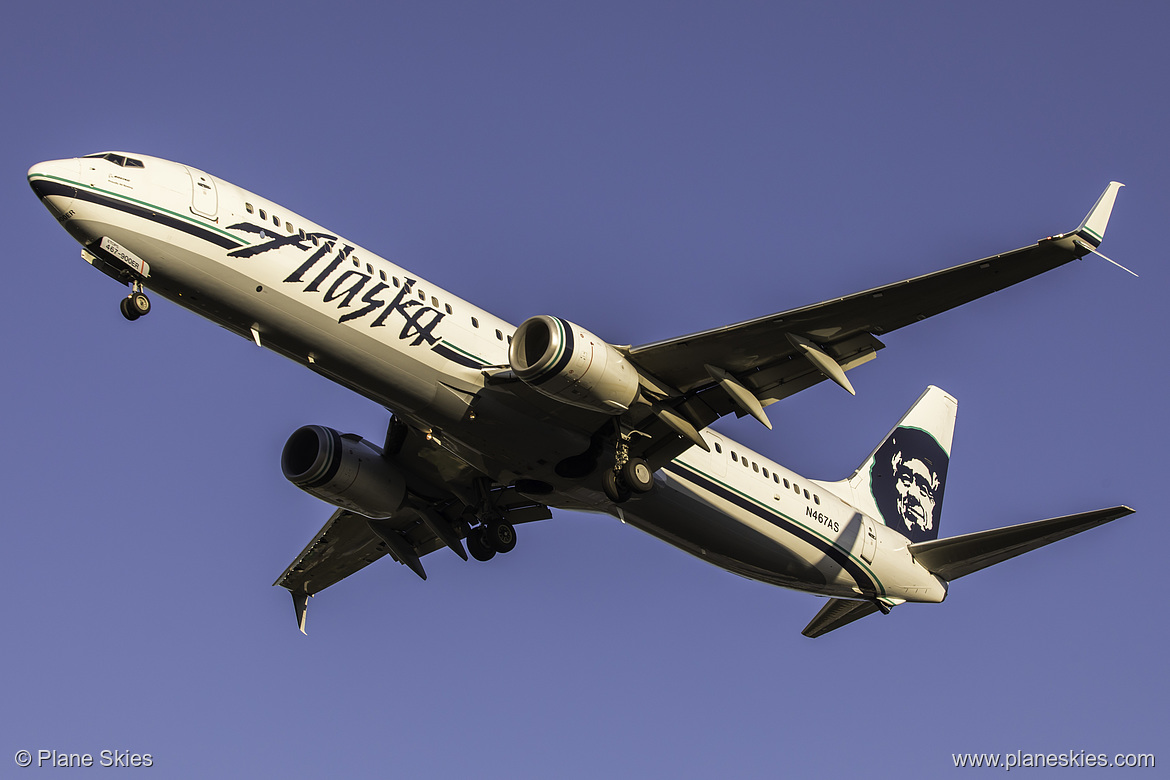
28 153 1133 637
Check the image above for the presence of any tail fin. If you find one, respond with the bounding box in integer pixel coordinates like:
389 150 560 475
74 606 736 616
822 386 957 543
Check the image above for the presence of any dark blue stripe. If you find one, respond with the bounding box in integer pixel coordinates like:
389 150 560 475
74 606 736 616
432 343 487 368
32 178 243 251
662 461 881 595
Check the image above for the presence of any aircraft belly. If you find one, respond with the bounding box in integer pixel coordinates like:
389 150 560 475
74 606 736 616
618 476 836 592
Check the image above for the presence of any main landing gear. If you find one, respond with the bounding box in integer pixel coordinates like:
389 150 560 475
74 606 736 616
465 478 518 562
602 426 655 503
119 282 151 322
466 519 517 562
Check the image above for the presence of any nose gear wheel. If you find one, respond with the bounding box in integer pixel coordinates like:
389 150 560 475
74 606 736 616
120 283 151 321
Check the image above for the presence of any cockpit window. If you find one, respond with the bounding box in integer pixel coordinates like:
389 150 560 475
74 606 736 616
82 153 145 168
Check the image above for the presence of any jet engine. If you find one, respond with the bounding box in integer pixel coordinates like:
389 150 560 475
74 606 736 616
509 315 640 414
281 425 407 519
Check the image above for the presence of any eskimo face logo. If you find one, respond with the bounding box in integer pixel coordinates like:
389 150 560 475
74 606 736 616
869 427 948 543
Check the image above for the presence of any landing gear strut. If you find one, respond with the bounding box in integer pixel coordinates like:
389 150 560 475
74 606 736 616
120 281 151 321
602 425 655 503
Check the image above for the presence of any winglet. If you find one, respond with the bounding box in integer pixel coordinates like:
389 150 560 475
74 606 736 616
292 592 309 634
1076 181 1124 247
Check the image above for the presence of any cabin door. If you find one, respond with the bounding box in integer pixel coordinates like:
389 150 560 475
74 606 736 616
185 166 218 219
860 516 878 564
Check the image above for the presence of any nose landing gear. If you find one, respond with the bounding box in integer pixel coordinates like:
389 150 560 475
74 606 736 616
120 282 151 321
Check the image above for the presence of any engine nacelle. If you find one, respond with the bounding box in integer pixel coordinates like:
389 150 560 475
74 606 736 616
509 315 640 414
281 425 407 519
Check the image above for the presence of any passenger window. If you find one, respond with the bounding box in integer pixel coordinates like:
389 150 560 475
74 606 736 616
432 297 439 307
793 483 800 495
444 304 452 315
731 452 738 463
246 203 255 214
783 479 790 488
713 442 722 453
379 270 387 282
773 473 780 484
803 489 810 499
496 330 503 341
367 264 374 274
814 495 820 505
287 222 295 233
273 215 281 227
259 209 267 220
471 317 479 328
752 463 759 473
762 468 769 478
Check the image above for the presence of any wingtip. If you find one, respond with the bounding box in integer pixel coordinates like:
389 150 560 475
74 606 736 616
1076 181 1125 247
292 592 309 634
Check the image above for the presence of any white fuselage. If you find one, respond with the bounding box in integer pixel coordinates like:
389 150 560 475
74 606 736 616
29 152 947 607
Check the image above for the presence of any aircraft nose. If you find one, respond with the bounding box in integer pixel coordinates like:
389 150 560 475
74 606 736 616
28 157 81 214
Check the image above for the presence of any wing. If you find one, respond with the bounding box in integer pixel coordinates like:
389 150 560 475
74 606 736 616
274 424 552 632
624 184 1124 449
276 497 552 632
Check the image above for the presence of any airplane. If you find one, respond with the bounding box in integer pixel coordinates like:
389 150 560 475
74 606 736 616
28 152 1133 637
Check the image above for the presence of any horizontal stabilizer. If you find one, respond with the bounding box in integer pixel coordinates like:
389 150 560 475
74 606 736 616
802 598 881 638
908 505 1134 582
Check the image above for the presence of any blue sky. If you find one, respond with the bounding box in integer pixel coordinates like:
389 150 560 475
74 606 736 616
3 2 1166 776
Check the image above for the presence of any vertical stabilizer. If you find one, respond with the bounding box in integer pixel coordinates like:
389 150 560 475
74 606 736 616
823 386 957 543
